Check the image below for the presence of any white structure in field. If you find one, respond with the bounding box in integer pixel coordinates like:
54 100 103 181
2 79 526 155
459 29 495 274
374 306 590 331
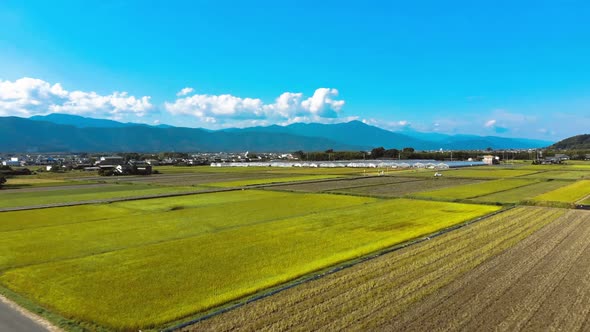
483 155 499 165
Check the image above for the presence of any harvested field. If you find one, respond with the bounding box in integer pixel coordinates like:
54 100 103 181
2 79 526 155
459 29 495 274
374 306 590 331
385 209 590 332
410 179 535 201
469 180 572 204
267 176 422 193
183 207 565 332
330 178 482 198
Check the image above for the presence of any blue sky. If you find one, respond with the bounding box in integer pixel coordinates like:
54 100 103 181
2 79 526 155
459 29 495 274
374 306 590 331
1 0 589 140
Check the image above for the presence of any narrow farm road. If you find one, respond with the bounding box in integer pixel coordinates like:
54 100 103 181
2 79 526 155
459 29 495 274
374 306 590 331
0 296 51 332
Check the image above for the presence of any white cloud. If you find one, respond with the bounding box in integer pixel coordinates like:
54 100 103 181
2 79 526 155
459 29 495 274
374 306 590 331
165 87 346 127
0 77 153 118
484 119 496 127
362 118 412 131
176 87 194 97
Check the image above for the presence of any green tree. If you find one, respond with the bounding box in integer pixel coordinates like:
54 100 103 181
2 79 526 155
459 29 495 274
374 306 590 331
371 147 385 158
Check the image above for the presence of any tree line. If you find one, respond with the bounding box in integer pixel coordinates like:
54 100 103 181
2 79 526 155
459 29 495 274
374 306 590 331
292 147 590 161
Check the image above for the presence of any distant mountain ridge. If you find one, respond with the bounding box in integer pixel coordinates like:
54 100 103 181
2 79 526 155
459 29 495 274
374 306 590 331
550 134 590 149
30 113 173 128
0 114 554 152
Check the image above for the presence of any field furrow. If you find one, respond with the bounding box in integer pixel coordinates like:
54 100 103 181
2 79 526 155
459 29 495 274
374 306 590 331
384 209 590 332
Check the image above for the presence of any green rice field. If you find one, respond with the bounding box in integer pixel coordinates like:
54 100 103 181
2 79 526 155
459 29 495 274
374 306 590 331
0 183 200 208
532 180 590 203
329 178 482 198
203 174 343 187
391 168 539 179
266 176 423 193
521 170 590 180
469 180 572 204
0 190 498 330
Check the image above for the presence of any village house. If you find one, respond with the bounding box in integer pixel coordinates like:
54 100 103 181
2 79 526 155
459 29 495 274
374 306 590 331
482 155 499 165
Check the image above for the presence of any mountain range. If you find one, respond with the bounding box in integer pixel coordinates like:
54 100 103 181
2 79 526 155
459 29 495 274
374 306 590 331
0 114 554 153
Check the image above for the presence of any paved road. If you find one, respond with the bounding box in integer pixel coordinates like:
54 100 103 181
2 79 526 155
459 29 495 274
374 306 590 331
0 299 49 332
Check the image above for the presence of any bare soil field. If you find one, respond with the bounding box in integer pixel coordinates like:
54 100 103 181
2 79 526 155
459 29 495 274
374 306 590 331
182 207 567 331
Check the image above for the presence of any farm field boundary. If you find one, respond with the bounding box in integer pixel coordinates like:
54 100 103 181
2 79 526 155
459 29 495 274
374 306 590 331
163 206 512 332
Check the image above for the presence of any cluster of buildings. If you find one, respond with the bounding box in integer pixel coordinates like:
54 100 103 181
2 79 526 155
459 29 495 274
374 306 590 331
90 156 153 175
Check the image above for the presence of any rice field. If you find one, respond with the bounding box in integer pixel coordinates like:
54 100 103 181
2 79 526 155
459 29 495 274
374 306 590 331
1 178 68 185
185 207 568 331
532 180 590 203
410 179 536 201
0 191 498 330
0 183 201 209
469 180 572 204
521 170 590 180
2 162 589 331
155 165 366 176
202 174 343 187
330 178 482 198
390 168 539 179
267 176 424 193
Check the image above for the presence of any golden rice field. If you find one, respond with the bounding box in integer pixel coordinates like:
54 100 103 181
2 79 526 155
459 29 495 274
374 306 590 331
0 190 498 330
533 180 590 203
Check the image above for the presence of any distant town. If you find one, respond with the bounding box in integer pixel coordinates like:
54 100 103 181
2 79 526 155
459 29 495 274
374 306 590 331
1 147 589 177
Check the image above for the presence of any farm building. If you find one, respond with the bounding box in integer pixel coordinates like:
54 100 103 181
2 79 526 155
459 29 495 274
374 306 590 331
482 155 499 165
2 157 22 167
554 154 570 161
